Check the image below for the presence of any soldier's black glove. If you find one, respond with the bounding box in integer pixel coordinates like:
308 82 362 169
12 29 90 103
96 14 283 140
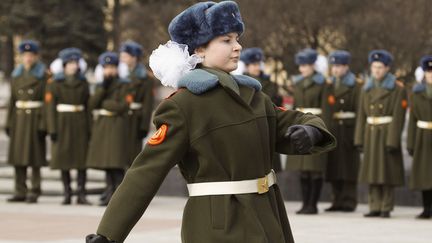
285 125 323 154
137 130 148 140
50 133 57 142
386 146 399 153
86 234 116 243
38 130 47 139
407 149 414 156
4 128 10 137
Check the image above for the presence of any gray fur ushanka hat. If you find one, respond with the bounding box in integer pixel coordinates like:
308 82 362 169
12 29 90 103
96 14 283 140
168 1 244 54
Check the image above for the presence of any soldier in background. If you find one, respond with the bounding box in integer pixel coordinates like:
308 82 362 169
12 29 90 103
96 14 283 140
5 40 49 203
45 48 91 205
119 41 154 164
285 48 328 214
322 50 361 212
240 47 283 171
354 50 407 218
86 52 131 206
407 55 432 219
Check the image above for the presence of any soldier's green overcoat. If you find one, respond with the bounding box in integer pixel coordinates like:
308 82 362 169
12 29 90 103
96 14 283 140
45 73 90 170
354 73 407 186
86 78 130 169
125 64 154 163
6 62 48 167
96 68 336 243
407 82 432 190
322 72 361 181
285 72 328 172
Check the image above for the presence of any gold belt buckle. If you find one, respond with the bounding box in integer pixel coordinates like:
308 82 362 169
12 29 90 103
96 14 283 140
257 175 269 194
427 122 432 129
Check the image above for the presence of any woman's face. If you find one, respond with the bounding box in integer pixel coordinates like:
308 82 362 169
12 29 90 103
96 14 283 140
298 64 315 77
64 61 79 76
425 70 432 84
195 32 242 72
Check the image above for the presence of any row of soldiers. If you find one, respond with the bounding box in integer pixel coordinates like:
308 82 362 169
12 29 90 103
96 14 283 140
240 47 432 219
5 40 154 206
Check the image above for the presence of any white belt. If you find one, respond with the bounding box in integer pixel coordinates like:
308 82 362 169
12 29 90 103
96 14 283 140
94 109 117 116
129 102 142 110
56 104 85 112
187 170 277 197
417 120 432 129
333 111 356 119
367 116 393 125
296 107 322 115
15 100 43 109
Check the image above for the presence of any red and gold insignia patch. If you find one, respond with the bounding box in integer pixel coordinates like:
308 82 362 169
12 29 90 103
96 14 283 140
44 92 53 103
277 106 287 111
148 124 168 145
327 95 336 105
125 94 134 104
401 99 408 109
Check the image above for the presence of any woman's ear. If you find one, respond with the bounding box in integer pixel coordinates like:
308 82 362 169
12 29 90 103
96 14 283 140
194 46 206 59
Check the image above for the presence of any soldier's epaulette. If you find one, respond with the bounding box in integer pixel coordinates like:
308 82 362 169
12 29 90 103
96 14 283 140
165 88 185 99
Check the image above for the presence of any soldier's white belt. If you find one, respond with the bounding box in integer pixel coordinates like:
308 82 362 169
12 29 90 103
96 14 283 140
15 100 43 109
56 104 85 112
333 111 356 119
417 120 432 129
367 116 393 125
94 109 117 116
187 170 277 197
129 102 142 110
296 107 322 115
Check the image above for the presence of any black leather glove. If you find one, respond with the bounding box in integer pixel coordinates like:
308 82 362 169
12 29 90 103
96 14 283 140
5 128 10 137
386 146 399 153
38 130 47 140
137 130 148 140
285 125 323 154
50 133 57 142
86 234 116 243
407 149 414 156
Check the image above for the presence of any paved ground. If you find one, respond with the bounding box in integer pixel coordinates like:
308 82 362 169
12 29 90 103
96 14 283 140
0 194 431 243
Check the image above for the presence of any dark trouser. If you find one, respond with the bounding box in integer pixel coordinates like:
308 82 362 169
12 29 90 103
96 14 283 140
368 184 394 212
330 180 357 209
421 189 432 212
14 166 41 197
299 171 323 211
61 169 88 196
100 169 125 205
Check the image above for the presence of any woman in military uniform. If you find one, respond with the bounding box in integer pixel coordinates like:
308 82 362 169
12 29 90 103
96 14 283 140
119 41 154 164
322 50 361 212
285 48 328 215
5 40 48 204
45 48 91 205
86 1 336 243
407 55 432 219
354 50 407 218
86 52 131 206
240 47 283 172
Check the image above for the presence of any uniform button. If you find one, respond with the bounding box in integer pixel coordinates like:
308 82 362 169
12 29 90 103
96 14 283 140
25 109 31 114
379 104 383 109
128 110 133 115
340 99 345 104
27 89 34 94
18 89 24 95
370 105 374 109
339 120 343 125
